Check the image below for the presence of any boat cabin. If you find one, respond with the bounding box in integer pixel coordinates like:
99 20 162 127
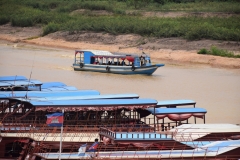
74 50 152 67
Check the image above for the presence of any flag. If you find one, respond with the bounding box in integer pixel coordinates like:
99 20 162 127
46 112 64 127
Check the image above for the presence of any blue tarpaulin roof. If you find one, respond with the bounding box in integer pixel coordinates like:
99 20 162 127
146 107 207 115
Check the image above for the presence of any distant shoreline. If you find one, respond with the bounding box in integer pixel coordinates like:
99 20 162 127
0 24 240 69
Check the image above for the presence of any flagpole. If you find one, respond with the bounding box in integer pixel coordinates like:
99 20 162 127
59 109 64 160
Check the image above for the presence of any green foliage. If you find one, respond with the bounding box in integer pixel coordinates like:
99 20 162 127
198 46 240 58
198 48 208 54
0 0 239 41
0 15 9 25
43 22 60 36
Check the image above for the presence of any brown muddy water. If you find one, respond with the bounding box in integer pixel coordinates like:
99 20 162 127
0 41 240 125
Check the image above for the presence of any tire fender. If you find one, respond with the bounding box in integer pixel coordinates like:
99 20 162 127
131 66 135 71
80 63 84 68
106 66 110 72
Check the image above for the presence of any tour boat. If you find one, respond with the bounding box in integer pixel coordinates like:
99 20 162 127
1 77 240 160
72 50 164 75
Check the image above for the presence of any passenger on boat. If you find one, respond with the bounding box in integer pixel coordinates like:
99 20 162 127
107 61 112 65
86 138 99 152
78 143 87 156
85 138 99 158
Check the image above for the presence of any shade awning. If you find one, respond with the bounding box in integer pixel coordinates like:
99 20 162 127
146 107 207 121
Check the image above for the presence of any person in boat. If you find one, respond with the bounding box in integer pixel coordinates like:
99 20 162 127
85 138 99 158
140 55 143 66
121 60 125 66
78 143 87 156
86 138 99 152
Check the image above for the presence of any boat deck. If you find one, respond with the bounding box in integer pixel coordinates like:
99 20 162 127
1 132 99 142
34 140 240 159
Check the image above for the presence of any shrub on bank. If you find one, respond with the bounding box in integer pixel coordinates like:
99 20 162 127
0 16 9 25
43 22 60 36
198 46 240 58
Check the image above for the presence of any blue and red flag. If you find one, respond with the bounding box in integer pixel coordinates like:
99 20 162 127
46 112 64 127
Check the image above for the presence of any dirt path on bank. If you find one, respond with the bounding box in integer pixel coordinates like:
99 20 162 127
0 23 240 69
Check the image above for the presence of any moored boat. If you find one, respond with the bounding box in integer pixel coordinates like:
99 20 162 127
72 50 164 75
1 76 239 160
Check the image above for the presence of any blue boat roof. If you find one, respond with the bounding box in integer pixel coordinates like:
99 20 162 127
12 98 157 111
16 98 157 106
0 75 28 81
146 107 207 115
27 93 139 100
157 99 196 107
41 86 78 91
41 82 79 91
41 82 67 88
0 90 100 99
0 79 42 87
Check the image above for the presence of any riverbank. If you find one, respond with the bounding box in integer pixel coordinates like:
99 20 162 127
0 23 240 69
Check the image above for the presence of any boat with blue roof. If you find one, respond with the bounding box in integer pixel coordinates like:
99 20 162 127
72 50 164 75
1 76 240 160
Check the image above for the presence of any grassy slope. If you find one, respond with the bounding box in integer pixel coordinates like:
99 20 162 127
0 0 239 42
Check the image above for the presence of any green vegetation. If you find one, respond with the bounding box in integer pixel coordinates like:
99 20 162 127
0 0 240 41
198 46 240 58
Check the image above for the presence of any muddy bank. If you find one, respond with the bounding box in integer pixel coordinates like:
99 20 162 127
0 23 240 69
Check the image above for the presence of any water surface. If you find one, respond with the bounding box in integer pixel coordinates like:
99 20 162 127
0 41 239 124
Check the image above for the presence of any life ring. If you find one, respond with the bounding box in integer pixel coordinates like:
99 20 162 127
106 66 110 72
80 63 83 68
131 66 135 71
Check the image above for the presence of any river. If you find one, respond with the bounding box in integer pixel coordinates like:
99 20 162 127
0 41 239 124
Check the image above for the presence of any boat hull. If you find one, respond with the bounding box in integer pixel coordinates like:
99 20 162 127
73 64 164 75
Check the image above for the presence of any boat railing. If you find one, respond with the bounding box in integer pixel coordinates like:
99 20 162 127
99 127 173 140
0 120 188 134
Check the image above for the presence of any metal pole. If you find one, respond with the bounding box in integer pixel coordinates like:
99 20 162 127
59 109 64 160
